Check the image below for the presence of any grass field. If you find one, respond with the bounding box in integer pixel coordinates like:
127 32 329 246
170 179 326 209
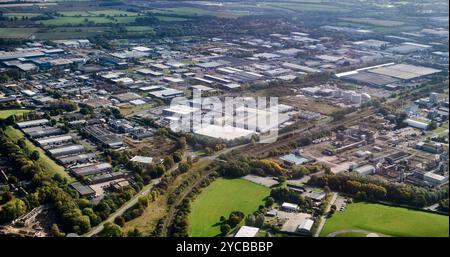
39 16 137 26
34 27 111 40
0 27 38 39
1 13 41 19
189 178 271 237
334 231 369 237
4 126 73 182
0 109 29 119
263 2 348 13
341 18 404 27
148 7 245 18
432 122 449 136
320 202 449 237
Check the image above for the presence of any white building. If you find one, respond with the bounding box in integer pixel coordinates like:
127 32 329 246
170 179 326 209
281 202 299 212
234 226 260 237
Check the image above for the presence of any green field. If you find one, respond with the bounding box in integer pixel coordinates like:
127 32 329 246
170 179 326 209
4 126 73 182
0 27 38 39
321 202 449 237
148 7 245 18
432 122 449 136
2 13 41 19
0 109 29 119
341 18 404 27
334 231 369 237
189 178 271 237
39 16 137 26
262 2 348 13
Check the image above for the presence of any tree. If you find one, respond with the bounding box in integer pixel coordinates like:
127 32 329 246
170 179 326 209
17 138 26 149
163 156 175 169
50 223 65 237
429 121 438 130
30 150 40 161
127 228 143 237
98 222 123 237
245 214 256 226
265 197 274 208
0 199 27 223
220 224 231 235
254 213 265 228
114 216 125 227
228 211 245 227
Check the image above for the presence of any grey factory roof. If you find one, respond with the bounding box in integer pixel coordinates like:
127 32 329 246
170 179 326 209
70 182 95 197
48 144 85 156
36 135 73 145
58 153 96 164
368 64 441 80
17 119 50 128
71 162 112 176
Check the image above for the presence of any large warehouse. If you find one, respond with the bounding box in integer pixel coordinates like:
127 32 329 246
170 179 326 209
336 63 441 87
194 124 255 141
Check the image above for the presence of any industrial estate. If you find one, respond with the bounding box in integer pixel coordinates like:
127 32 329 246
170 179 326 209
0 0 448 239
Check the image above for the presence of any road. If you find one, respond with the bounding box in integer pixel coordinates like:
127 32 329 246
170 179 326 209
313 192 337 237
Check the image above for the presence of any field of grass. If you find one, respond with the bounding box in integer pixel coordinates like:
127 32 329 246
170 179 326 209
432 122 449 136
39 16 137 26
334 231 369 237
1 13 42 19
189 178 271 237
262 2 348 13
34 26 111 40
148 7 245 18
4 126 73 182
341 18 404 27
320 202 449 237
0 27 38 39
0 109 29 119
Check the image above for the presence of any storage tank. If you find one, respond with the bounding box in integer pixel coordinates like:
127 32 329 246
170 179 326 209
361 93 371 103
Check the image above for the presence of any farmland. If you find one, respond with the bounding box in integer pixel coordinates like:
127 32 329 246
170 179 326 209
189 178 271 237
320 202 449 237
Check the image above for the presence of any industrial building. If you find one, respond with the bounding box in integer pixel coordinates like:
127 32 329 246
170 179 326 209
194 125 255 141
71 163 113 177
36 135 73 146
83 125 123 149
17 119 50 129
48 144 86 157
70 182 95 198
86 172 125 185
58 153 96 166
281 202 299 212
297 218 314 235
405 119 430 130
25 127 63 138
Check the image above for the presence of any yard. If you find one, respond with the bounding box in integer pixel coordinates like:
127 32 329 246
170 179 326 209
189 178 271 237
320 202 449 237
